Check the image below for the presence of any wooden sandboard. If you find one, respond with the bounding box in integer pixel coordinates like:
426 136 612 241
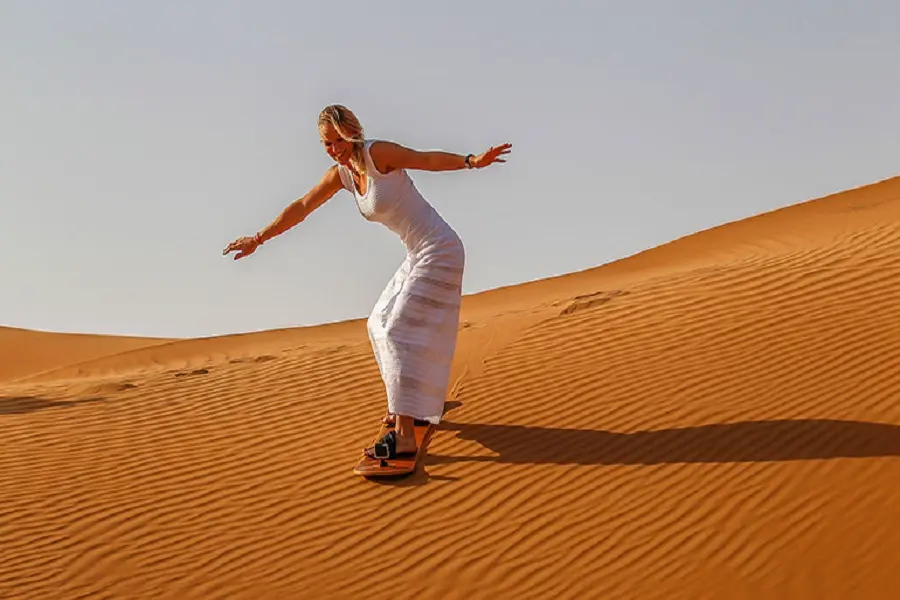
353 419 435 478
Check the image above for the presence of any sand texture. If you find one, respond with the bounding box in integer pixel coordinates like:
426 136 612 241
3 176 900 598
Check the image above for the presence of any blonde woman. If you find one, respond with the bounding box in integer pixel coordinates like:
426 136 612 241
223 104 511 460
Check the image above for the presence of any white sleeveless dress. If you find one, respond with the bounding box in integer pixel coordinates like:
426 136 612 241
336 139 465 424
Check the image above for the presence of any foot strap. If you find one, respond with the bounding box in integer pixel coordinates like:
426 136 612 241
372 430 396 459
365 430 417 461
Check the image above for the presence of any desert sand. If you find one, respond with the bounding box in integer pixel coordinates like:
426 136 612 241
3 175 900 599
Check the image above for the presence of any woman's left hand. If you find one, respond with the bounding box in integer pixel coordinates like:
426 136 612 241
472 143 512 168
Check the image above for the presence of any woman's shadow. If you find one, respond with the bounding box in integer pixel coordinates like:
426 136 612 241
427 417 900 466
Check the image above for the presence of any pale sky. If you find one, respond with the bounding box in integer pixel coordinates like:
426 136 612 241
3 1 899 338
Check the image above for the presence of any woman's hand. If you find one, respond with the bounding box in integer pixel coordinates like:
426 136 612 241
471 143 512 168
223 235 261 260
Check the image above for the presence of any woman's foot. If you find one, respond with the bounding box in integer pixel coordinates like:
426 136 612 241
393 414 418 454
394 429 417 454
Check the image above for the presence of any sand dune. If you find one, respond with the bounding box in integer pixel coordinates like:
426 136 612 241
0 326 174 384
3 175 900 598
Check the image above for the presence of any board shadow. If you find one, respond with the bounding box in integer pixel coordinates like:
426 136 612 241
427 418 900 466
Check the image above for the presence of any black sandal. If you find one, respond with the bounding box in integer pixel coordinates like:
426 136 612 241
364 430 417 460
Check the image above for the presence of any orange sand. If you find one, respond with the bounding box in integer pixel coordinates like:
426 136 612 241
3 176 900 598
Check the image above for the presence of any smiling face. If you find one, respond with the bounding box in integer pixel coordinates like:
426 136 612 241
319 121 353 165
317 104 365 170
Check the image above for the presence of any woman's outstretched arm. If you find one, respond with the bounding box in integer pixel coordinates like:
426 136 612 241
369 140 512 174
257 165 344 242
223 165 344 260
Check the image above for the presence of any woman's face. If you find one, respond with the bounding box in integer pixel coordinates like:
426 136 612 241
319 122 352 165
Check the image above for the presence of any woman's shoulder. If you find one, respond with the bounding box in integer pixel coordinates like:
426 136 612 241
365 139 401 176
364 138 386 154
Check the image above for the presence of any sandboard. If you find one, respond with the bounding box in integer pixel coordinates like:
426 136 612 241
353 418 435 478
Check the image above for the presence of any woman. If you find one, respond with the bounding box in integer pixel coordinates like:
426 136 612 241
223 104 511 460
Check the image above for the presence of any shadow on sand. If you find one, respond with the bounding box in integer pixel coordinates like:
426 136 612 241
0 396 105 416
426 418 900 467
359 401 900 487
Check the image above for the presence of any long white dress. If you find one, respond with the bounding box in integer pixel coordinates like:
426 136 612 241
336 139 465 425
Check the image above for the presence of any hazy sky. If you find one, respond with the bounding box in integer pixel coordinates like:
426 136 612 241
3 1 899 338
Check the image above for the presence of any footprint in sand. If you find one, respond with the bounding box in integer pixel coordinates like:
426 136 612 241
560 290 628 315
228 355 277 365
174 368 210 378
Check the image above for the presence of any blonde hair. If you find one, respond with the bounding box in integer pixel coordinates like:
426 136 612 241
318 104 366 175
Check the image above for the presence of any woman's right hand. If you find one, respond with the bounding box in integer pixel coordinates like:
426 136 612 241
222 235 261 260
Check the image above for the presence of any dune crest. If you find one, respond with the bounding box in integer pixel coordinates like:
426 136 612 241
2 175 900 598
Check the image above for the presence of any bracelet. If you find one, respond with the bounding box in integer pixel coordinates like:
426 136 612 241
464 154 474 169
254 232 265 245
